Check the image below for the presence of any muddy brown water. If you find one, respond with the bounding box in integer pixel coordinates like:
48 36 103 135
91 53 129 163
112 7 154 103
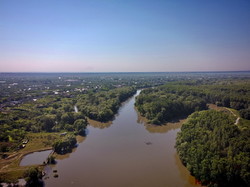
43 91 200 187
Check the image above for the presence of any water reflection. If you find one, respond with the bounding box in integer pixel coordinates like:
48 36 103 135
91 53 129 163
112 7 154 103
76 135 86 144
174 153 200 187
54 135 86 161
88 118 112 129
53 148 76 160
137 109 186 133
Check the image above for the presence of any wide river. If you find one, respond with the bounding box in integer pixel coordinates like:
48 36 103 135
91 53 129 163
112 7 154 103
44 91 200 187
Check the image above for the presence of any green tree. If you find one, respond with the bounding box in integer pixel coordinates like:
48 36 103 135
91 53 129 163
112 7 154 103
53 135 77 154
61 112 74 124
25 167 43 187
73 119 88 135
39 115 56 132
176 110 250 187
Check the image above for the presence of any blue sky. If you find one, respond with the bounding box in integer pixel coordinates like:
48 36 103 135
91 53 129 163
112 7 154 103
1 0 250 72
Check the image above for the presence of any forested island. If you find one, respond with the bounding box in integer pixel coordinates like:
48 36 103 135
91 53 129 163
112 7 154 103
176 110 249 187
135 78 250 186
0 72 249 186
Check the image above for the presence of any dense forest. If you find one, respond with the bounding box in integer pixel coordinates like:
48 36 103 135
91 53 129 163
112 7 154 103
135 86 207 124
0 86 135 153
176 110 250 187
135 79 250 186
135 80 250 124
1 72 250 184
77 87 136 122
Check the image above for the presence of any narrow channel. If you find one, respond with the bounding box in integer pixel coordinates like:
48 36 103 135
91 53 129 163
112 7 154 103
44 90 200 187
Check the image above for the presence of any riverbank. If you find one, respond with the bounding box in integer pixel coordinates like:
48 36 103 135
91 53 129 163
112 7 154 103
44 90 200 187
136 106 187 133
0 92 136 183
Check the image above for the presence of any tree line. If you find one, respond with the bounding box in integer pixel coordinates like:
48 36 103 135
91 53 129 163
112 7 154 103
135 80 250 124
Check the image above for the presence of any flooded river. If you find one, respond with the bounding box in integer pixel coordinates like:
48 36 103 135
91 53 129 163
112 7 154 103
44 91 200 187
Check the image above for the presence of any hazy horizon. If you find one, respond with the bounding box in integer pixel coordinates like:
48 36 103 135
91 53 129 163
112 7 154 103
1 71 250 74
1 0 250 72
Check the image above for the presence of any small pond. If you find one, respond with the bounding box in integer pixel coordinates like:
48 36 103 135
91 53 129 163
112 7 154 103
20 150 52 166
